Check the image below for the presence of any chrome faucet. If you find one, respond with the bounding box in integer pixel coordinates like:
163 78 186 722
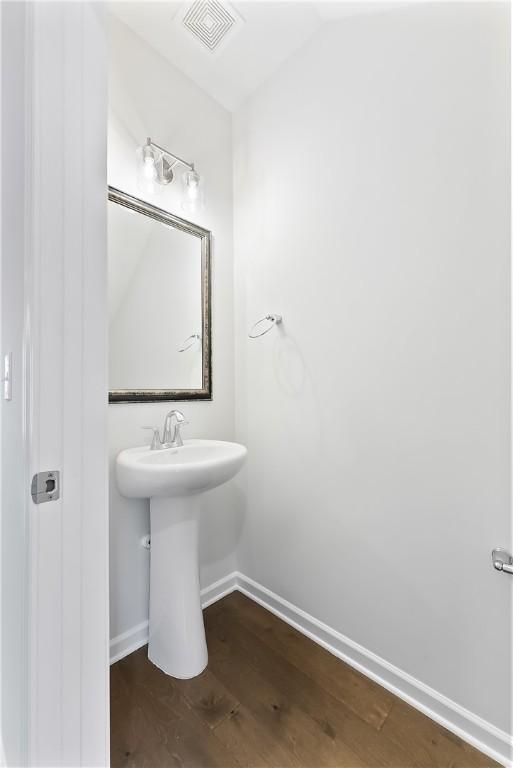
162 410 188 447
142 410 188 450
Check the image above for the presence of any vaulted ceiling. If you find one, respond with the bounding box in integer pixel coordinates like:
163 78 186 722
109 1 392 112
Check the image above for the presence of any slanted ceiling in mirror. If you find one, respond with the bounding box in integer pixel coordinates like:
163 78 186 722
108 187 212 402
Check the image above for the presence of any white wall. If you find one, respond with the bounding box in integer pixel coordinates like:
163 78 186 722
108 17 240 644
234 2 511 735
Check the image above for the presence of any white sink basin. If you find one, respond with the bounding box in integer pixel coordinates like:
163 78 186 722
115 438 246 680
116 439 247 498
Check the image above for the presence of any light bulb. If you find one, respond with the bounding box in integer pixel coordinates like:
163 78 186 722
136 139 160 195
142 156 157 180
185 170 200 199
182 169 204 213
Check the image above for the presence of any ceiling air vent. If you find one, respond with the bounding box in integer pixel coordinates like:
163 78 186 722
179 0 244 54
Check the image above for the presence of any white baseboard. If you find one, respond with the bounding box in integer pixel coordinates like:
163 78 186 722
110 570 512 766
200 570 238 608
109 571 238 666
110 619 150 666
236 573 513 768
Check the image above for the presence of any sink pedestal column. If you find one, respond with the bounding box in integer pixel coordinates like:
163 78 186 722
148 495 208 679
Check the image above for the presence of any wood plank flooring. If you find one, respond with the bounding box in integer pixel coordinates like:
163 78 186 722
111 592 498 768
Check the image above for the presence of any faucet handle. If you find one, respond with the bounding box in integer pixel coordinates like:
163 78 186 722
141 426 162 451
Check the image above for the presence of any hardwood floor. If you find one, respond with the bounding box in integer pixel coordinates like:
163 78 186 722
111 592 498 768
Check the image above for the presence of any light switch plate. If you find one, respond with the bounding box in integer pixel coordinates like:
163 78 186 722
3 353 11 400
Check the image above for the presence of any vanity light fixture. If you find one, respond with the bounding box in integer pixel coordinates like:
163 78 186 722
136 137 204 211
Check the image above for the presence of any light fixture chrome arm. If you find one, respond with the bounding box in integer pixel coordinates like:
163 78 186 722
147 138 195 172
137 137 202 204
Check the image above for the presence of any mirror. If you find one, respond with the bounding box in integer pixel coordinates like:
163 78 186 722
108 187 211 402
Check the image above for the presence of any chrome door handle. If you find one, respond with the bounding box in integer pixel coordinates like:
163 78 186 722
492 548 513 574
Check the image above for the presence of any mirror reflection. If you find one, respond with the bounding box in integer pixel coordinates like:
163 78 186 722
108 188 211 402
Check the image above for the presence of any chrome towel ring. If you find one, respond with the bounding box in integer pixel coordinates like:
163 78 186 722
178 333 201 352
248 314 282 339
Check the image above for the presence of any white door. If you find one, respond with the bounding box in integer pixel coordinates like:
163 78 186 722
1 3 109 765
1 3 30 764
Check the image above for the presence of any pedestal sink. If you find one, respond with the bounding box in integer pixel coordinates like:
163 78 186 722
116 439 246 679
